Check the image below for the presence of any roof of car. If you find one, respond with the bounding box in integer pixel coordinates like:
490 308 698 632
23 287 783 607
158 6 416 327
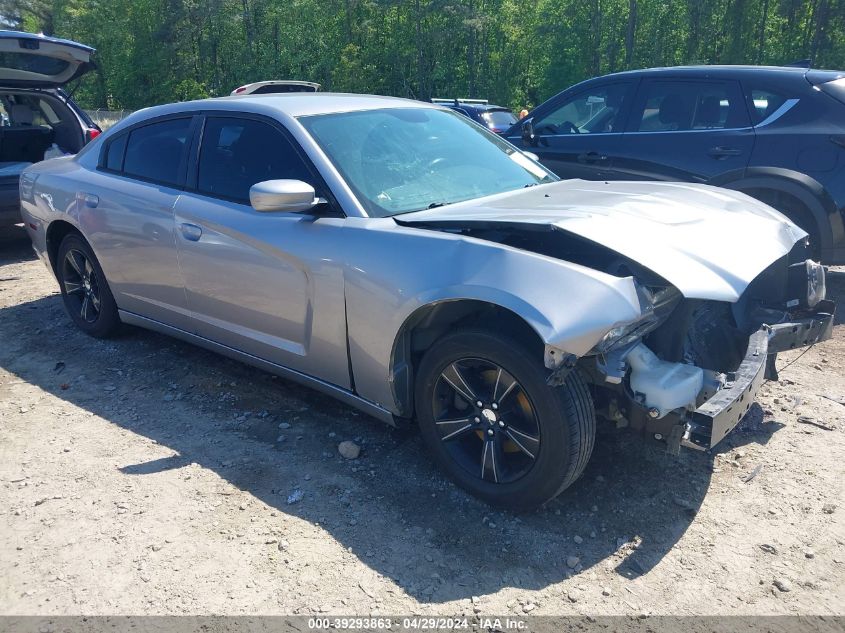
126 93 436 123
440 102 511 112
580 64 845 83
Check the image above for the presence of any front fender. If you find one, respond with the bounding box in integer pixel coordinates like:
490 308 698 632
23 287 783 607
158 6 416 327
342 219 643 414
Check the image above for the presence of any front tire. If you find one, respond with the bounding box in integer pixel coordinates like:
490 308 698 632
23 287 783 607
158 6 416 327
56 233 121 338
415 328 595 511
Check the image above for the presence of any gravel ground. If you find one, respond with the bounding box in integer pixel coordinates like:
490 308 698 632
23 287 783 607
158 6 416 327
1 225 843 617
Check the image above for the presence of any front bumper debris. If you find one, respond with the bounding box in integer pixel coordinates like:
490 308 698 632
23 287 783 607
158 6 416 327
681 301 835 451
767 300 835 353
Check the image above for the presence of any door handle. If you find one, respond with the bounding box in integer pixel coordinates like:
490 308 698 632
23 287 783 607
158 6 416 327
78 193 99 208
179 223 202 242
577 151 608 163
708 146 743 159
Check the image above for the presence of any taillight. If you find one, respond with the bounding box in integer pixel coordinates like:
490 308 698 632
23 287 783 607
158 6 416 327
234 86 247 94
86 128 101 143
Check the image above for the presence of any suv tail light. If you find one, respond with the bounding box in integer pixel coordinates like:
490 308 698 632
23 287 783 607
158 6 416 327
86 128 101 143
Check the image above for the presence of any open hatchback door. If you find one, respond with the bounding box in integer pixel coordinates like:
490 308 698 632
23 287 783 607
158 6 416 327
0 30 95 88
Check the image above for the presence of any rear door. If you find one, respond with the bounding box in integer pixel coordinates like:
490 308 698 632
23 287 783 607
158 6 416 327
0 31 94 88
173 114 350 386
81 115 196 330
613 78 754 182
507 80 636 180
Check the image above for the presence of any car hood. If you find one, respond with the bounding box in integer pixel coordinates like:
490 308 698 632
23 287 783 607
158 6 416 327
0 31 95 88
397 180 807 302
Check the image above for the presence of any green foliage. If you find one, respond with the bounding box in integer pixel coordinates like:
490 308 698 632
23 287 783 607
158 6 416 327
2 0 843 110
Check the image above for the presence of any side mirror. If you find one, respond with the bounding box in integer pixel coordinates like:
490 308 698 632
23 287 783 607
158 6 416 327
249 179 325 213
521 117 536 145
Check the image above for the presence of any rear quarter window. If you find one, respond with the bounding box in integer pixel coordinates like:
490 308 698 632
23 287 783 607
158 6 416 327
104 134 128 171
745 87 794 125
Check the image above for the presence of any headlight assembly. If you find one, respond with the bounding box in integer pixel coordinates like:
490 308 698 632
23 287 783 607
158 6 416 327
591 283 681 354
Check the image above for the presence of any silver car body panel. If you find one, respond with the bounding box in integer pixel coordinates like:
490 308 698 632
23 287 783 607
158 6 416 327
19 93 807 419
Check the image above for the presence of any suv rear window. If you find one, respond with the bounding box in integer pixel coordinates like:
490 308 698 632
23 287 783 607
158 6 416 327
0 51 70 76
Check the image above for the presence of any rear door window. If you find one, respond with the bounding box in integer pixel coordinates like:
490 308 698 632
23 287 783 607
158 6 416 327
122 117 192 186
196 117 313 203
634 80 749 131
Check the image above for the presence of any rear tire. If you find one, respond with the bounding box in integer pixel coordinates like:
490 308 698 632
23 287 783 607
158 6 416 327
415 328 595 511
56 233 121 338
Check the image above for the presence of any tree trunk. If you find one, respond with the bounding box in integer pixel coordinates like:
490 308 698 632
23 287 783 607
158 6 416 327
625 0 637 68
757 0 769 63
810 0 828 63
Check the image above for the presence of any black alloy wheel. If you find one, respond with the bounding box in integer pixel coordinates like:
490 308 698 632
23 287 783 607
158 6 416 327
416 328 596 511
56 233 121 338
62 248 102 324
432 358 541 485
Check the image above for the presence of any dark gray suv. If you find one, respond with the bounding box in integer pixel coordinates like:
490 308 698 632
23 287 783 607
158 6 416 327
0 30 101 228
507 65 845 264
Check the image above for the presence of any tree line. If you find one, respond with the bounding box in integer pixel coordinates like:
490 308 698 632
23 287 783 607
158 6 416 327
1 0 843 111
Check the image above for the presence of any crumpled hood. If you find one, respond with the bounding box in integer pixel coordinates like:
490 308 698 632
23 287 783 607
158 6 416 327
398 180 807 302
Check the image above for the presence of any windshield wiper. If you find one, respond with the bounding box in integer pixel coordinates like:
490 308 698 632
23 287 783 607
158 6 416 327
427 202 448 209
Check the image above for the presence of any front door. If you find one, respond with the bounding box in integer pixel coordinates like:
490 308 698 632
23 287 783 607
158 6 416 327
173 114 349 387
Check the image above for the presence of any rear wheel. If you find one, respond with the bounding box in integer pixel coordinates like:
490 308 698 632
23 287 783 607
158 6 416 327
56 233 121 338
415 328 595 511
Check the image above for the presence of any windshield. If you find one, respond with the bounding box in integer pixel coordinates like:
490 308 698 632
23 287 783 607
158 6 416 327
481 109 517 130
299 107 556 217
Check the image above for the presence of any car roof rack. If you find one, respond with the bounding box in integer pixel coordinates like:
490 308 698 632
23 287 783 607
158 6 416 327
431 98 489 105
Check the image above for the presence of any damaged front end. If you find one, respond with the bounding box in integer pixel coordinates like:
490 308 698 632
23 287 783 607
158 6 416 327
586 247 834 454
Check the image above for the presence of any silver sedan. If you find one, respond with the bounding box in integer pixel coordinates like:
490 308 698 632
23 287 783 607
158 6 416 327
21 94 834 509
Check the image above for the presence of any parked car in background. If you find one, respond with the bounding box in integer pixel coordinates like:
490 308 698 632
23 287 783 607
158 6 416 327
431 98 517 134
20 94 833 509
231 80 321 96
507 65 845 264
0 30 101 228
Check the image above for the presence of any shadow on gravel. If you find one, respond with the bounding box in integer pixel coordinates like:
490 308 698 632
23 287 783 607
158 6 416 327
0 283 827 601
0 225 35 265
